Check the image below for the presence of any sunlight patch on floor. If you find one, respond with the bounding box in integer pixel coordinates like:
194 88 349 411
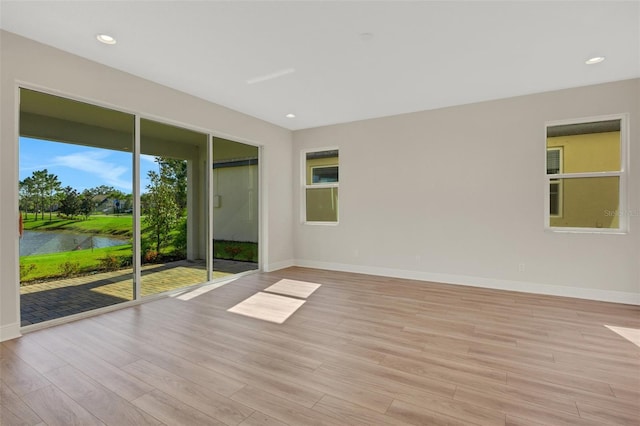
227 292 305 324
263 278 321 299
605 325 640 348
173 279 235 301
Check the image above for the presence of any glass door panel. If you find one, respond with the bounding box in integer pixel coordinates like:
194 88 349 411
140 118 208 296
212 137 259 277
19 88 134 326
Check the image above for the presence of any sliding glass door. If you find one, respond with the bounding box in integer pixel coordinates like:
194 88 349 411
18 88 261 327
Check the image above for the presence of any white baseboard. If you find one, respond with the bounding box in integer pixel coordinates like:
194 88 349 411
264 259 295 272
294 259 640 305
0 322 21 342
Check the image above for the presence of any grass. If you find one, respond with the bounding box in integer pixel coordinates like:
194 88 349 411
20 244 132 284
19 213 258 283
22 213 133 237
213 240 258 263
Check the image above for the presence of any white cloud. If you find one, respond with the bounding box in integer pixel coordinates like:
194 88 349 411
52 150 132 191
140 154 158 164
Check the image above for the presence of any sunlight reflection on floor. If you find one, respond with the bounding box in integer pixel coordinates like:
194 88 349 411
605 325 640 347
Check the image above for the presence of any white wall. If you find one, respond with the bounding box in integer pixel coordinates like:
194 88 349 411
293 79 640 304
0 31 294 341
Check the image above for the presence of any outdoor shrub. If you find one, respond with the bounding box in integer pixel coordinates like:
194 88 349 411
20 263 37 280
118 255 133 267
224 245 243 259
58 260 81 277
143 249 159 263
99 255 120 271
246 249 257 263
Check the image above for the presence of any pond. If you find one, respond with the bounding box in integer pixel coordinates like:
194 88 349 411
20 230 129 257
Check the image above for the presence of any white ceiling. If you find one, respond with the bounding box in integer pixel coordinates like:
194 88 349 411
1 1 639 130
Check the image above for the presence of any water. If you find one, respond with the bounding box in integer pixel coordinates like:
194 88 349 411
20 230 128 256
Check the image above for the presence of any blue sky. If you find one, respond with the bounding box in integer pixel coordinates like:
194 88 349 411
19 137 156 193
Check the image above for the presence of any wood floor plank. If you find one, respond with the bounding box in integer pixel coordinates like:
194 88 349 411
0 350 50 397
195 348 325 409
131 390 225 426
454 386 607 426
44 365 161 425
315 358 457 401
576 400 640 425
230 385 342 426
0 379 44 425
29 330 153 401
122 359 254 425
86 317 247 397
389 389 506 426
21 385 105 426
312 394 411 426
2 337 67 375
385 399 479 426
0 406 35 426
238 411 289 426
51 322 140 367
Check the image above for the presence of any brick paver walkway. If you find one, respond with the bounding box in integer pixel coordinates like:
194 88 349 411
20 259 257 326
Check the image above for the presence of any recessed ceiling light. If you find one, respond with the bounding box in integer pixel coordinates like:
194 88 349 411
585 56 605 65
96 34 116 45
285 113 296 119
359 32 374 41
247 68 296 85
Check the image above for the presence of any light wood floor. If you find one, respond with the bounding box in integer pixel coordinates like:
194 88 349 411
2 267 639 425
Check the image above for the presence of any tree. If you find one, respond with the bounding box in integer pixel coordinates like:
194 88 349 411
156 158 187 212
19 177 36 218
88 185 117 197
28 169 61 221
79 190 94 220
44 172 62 220
58 186 80 218
142 169 179 253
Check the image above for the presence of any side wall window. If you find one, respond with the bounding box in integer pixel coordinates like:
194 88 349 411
304 149 339 223
545 116 626 231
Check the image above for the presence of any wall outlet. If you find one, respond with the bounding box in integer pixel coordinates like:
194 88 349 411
518 263 526 272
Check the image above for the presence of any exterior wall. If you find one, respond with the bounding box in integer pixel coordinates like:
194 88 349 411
548 132 620 173
547 131 621 228
0 31 293 341
213 164 259 242
293 79 640 304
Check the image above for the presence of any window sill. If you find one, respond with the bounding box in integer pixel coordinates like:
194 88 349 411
545 227 627 235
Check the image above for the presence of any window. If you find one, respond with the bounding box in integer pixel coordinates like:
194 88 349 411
304 149 339 223
312 165 338 184
545 116 627 232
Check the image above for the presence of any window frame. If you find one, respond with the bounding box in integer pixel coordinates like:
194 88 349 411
546 147 563 218
544 113 628 234
302 147 339 225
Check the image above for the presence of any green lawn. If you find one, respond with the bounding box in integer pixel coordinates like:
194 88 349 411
22 213 133 237
20 244 132 284
213 240 258 263
19 213 258 283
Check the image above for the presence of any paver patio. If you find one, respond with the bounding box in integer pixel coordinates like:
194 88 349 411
20 259 257 326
